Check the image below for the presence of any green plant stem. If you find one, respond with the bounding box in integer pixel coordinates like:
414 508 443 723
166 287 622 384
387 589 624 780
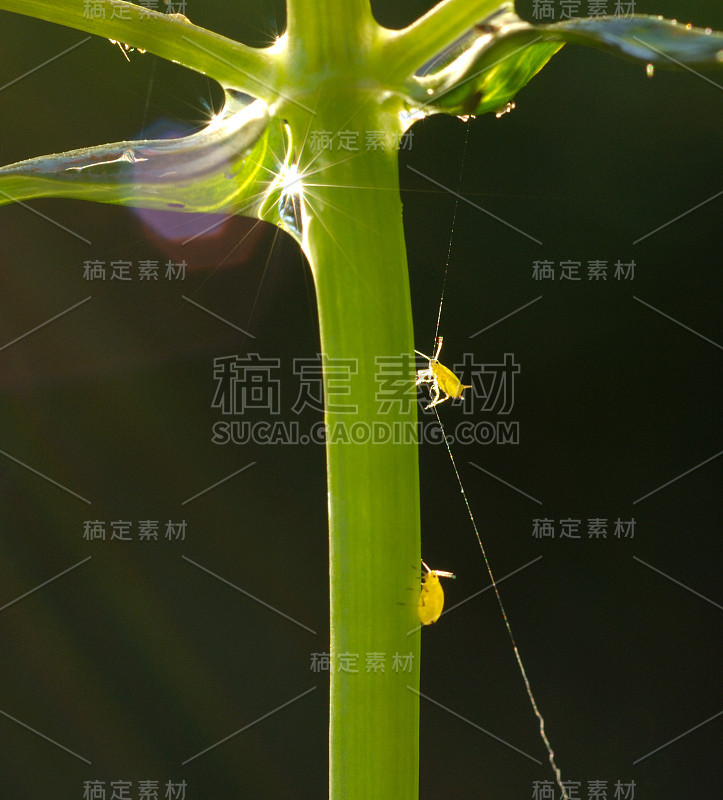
0 0 275 99
287 0 374 43
282 90 421 799
380 0 504 80
284 0 378 82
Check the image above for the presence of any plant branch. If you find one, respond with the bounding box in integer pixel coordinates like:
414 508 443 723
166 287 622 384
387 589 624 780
0 0 277 100
379 0 506 81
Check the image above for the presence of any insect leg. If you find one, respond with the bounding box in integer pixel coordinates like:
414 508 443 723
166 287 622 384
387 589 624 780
425 378 442 409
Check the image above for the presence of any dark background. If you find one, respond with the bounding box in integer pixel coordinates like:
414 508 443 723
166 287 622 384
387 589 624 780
0 1 720 798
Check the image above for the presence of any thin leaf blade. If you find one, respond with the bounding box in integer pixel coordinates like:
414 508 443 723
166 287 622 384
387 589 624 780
0 96 286 223
414 10 722 117
546 15 723 68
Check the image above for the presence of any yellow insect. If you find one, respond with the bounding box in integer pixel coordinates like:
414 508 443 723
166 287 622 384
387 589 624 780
414 336 471 409
418 560 455 625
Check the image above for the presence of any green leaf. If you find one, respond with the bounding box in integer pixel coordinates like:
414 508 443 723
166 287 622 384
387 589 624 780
0 94 288 225
545 15 723 68
0 0 276 99
411 8 722 117
409 7 563 117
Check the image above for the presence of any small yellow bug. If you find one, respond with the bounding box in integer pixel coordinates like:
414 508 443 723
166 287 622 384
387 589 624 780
418 560 456 625
414 336 472 409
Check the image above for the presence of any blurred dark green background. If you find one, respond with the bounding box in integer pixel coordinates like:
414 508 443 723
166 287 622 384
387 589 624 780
0 1 720 798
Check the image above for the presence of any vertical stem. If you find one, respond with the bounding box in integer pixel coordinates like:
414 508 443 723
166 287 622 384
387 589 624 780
285 0 376 68
286 94 421 799
287 0 374 34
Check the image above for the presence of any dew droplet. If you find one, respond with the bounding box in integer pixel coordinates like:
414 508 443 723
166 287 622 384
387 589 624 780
495 101 515 118
646 63 655 78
